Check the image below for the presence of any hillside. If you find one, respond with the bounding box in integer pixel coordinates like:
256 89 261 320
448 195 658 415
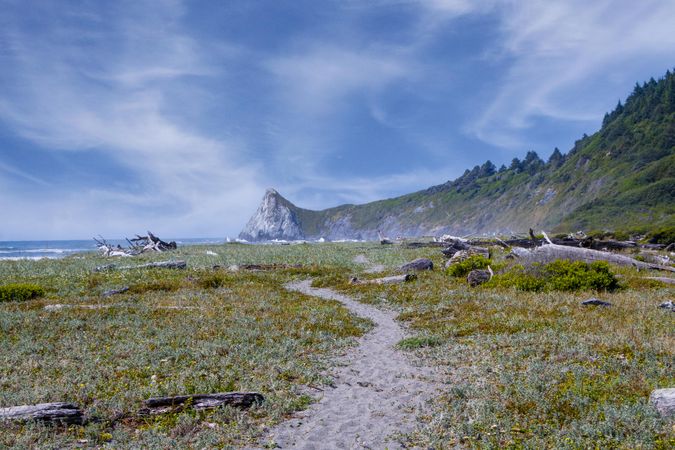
240 70 675 241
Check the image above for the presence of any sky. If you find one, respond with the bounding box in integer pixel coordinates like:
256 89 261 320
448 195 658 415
1 0 674 240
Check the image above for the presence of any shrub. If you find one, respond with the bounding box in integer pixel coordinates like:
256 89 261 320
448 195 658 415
446 255 491 277
647 226 675 245
488 260 620 292
0 283 45 302
197 273 229 289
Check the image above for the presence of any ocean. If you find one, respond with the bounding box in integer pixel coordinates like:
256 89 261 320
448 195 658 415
0 238 224 260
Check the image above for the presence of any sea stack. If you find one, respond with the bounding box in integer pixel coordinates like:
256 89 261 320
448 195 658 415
238 189 305 241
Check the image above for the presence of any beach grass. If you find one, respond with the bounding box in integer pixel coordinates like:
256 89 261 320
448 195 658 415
0 241 673 448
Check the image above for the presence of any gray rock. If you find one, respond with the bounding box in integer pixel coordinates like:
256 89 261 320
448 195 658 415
581 298 612 307
467 269 491 287
658 300 673 310
239 189 305 242
399 258 433 272
649 388 675 418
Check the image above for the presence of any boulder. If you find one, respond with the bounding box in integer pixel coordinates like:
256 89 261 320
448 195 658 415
467 269 491 287
649 388 675 418
399 258 433 272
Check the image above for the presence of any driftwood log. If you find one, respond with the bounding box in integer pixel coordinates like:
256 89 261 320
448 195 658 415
524 243 674 272
0 402 83 424
95 231 177 257
138 392 264 415
350 274 416 285
225 263 303 271
644 277 675 284
95 260 187 272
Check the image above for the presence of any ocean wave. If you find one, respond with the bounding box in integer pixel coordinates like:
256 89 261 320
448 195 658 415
0 256 59 261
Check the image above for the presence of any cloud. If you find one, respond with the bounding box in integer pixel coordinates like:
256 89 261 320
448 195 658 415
0 0 264 238
467 0 675 148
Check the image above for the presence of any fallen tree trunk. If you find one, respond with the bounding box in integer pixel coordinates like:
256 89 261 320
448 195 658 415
644 277 675 284
139 392 264 415
0 402 83 424
95 260 187 272
350 274 416 285
522 243 674 272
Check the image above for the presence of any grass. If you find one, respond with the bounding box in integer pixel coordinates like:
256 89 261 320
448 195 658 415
0 241 673 448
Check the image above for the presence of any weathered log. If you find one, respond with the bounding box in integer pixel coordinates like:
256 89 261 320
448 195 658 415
649 388 675 418
403 241 448 249
102 286 129 297
645 277 675 285
139 392 264 415
236 263 303 271
581 298 612 307
0 402 83 424
350 274 416 285
399 258 433 272
517 244 674 272
122 260 187 270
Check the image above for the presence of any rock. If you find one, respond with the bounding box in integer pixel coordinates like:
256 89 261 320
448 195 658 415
238 189 305 242
649 388 675 418
467 269 491 287
445 250 470 267
399 258 433 272
581 298 612 307
658 301 674 310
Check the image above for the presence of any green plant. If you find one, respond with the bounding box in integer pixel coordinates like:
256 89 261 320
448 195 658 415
488 260 620 292
0 283 45 302
446 255 491 278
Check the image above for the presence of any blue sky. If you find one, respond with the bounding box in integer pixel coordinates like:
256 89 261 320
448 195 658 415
1 0 674 239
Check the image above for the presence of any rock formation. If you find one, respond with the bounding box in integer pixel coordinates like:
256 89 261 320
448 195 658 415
238 189 305 241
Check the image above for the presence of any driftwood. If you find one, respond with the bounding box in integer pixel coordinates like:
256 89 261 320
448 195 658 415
95 231 177 257
350 274 416 285
644 277 675 284
95 260 186 272
377 230 393 245
103 286 129 297
225 263 303 272
0 402 83 424
138 392 264 415
403 241 448 249
525 243 674 272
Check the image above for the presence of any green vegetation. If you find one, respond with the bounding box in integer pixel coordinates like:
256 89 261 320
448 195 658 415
488 260 621 292
280 70 675 239
0 283 45 302
446 254 491 277
0 239 672 448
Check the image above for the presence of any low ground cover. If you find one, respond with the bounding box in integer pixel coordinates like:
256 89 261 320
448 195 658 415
0 241 672 448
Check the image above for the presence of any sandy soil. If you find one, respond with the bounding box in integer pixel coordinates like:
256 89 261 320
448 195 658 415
264 280 441 449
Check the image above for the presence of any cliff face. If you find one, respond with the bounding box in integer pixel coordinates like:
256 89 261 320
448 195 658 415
238 189 305 241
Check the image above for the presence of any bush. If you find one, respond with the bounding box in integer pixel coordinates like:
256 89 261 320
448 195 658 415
647 226 675 245
447 255 491 277
488 260 620 292
197 273 229 289
0 283 45 302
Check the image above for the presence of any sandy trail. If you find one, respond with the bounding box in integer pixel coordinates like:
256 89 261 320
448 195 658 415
267 280 440 449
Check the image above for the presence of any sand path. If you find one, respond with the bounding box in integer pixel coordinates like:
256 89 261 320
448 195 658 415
267 280 440 449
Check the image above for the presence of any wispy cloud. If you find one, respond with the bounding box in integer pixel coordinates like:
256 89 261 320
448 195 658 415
467 0 675 148
0 0 263 238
